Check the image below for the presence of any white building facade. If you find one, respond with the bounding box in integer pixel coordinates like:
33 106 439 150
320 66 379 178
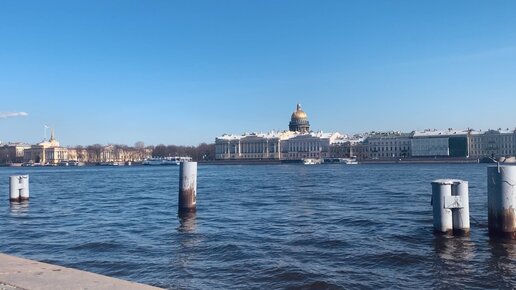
215 104 344 161
215 132 291 160
469 129 516 158
366 132 412 159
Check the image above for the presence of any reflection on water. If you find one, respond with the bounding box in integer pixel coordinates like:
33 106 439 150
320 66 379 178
174 211 200 289
9 201 29 216
433 234 476 261
488 238 516 286
489 238 516 257
178 211 197 233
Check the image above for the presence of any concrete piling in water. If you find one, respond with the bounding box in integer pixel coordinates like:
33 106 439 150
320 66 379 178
179 161 197 213
9 175 29 202
431 179 470 235
488 165 516 238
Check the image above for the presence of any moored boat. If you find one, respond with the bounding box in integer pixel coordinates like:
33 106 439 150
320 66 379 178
142 156 192 165
302 158 323 165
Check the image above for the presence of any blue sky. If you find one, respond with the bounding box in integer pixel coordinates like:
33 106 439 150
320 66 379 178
1 1 515 146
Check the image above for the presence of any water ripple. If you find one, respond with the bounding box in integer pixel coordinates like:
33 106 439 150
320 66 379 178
1 164 516 289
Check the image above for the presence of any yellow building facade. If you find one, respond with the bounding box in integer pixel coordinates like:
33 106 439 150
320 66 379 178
23 129 68 164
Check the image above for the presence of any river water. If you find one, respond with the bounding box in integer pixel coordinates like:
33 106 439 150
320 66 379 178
0 164 515 289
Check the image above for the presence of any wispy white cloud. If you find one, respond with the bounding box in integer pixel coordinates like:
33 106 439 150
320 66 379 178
0 112 29 119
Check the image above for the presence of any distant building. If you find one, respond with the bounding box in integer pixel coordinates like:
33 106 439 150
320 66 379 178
215 131 292 160
67 145 151 163
411 129 469 158
215 104 344 161
1 128 152 165
469 129 516 159
97 145 150 163
355 128 516 160
330 138 368 160
365 132 412 159
24 129 69 164
0 143 31 163
283 131 343 160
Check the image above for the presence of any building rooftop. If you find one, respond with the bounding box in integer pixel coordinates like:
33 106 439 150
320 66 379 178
216 131 343 141
412 129 470 137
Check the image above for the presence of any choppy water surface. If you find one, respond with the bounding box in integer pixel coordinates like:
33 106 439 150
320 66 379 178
1 164 515 289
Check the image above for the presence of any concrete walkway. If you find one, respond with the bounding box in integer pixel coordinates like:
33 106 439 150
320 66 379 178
0 253 164 290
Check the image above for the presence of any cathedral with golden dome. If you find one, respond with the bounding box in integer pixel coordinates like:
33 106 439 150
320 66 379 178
215 103 344 161
289 104 310 133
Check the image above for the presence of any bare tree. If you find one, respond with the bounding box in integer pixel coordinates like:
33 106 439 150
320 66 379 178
135 141 145 149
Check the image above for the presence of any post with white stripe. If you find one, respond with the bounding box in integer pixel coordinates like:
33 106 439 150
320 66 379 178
179 161 197 213
9 175 29 202
431 179 470 235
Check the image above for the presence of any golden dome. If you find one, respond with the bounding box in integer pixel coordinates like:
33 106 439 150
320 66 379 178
291 104 308 120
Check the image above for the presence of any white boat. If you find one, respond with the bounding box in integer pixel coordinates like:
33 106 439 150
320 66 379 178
99 161 122 166
142 156 192 166
303 158 322 165
142 157 162 165
162 157 181 165
340 158 358 165
61 161 84 166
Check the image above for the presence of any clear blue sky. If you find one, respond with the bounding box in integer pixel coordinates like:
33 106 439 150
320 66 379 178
1 0 515 146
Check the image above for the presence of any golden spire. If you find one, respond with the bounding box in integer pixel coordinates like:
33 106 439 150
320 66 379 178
50 128 55 141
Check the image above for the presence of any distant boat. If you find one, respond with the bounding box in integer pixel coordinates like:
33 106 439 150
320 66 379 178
59 161 84 166
99 161 123 166
303 158 322 165
141 157 162 166
322 158 358 165
343 159 358 165
337 158 358 165
22 162 45 167
142 156 192 166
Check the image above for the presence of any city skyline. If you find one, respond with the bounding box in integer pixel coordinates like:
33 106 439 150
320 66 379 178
1 1 516 146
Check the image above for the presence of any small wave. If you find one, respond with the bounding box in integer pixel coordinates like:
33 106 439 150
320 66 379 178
69 241 121 252
287 238 349 249
355 251 425 268
203 243 252 261
336 217 377 228
297 280 343 290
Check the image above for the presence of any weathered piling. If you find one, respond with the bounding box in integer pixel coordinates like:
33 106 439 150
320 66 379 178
431 179 470 235
9 175 29 202
488 165 516 238
179 161 197 213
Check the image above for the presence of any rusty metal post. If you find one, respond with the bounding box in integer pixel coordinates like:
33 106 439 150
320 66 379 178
9 175 29 202
179 161 197 213
488 165 516 238
431 179 470 235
